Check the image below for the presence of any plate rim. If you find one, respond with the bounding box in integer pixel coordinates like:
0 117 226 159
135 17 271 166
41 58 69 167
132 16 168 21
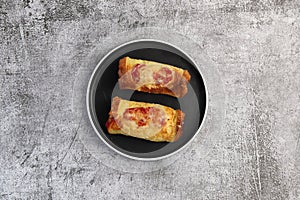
86 38 209 161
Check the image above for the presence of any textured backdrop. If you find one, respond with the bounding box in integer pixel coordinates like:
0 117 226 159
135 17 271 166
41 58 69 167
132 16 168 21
0 0 300 199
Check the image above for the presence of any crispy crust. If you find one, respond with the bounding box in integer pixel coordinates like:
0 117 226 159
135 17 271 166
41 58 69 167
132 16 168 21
118 57 191 98
118 57 129 77
174 110 185 142
138 85 176 97
105 97 185 142
105 116 120 133
111 96 121 114
105 97 121 133
183 70 191 82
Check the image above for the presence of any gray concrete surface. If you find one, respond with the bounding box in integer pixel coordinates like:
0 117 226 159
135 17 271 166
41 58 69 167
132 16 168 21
1 0 300 199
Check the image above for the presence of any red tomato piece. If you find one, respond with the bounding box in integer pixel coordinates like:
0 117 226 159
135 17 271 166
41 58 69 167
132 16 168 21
123 107 166 127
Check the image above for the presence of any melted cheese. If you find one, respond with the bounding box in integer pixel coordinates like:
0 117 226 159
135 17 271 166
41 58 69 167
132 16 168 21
129 64 178 88
113 99 166 139
137 65 162 85
126 57 185 75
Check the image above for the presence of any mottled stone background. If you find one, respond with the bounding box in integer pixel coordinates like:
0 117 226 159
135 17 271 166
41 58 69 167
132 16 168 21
0 0 299 199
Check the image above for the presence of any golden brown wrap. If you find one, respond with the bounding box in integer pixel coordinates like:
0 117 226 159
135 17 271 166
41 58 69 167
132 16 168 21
118 57 191 98
106 97 185 142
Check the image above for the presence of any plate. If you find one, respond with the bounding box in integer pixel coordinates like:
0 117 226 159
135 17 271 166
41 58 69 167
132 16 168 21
86 39 207 160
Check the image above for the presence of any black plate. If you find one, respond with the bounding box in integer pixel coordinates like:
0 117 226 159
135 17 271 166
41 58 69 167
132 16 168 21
87 40 207 160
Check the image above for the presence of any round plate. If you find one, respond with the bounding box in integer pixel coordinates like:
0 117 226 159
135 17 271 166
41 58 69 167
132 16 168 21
87 39 207 160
